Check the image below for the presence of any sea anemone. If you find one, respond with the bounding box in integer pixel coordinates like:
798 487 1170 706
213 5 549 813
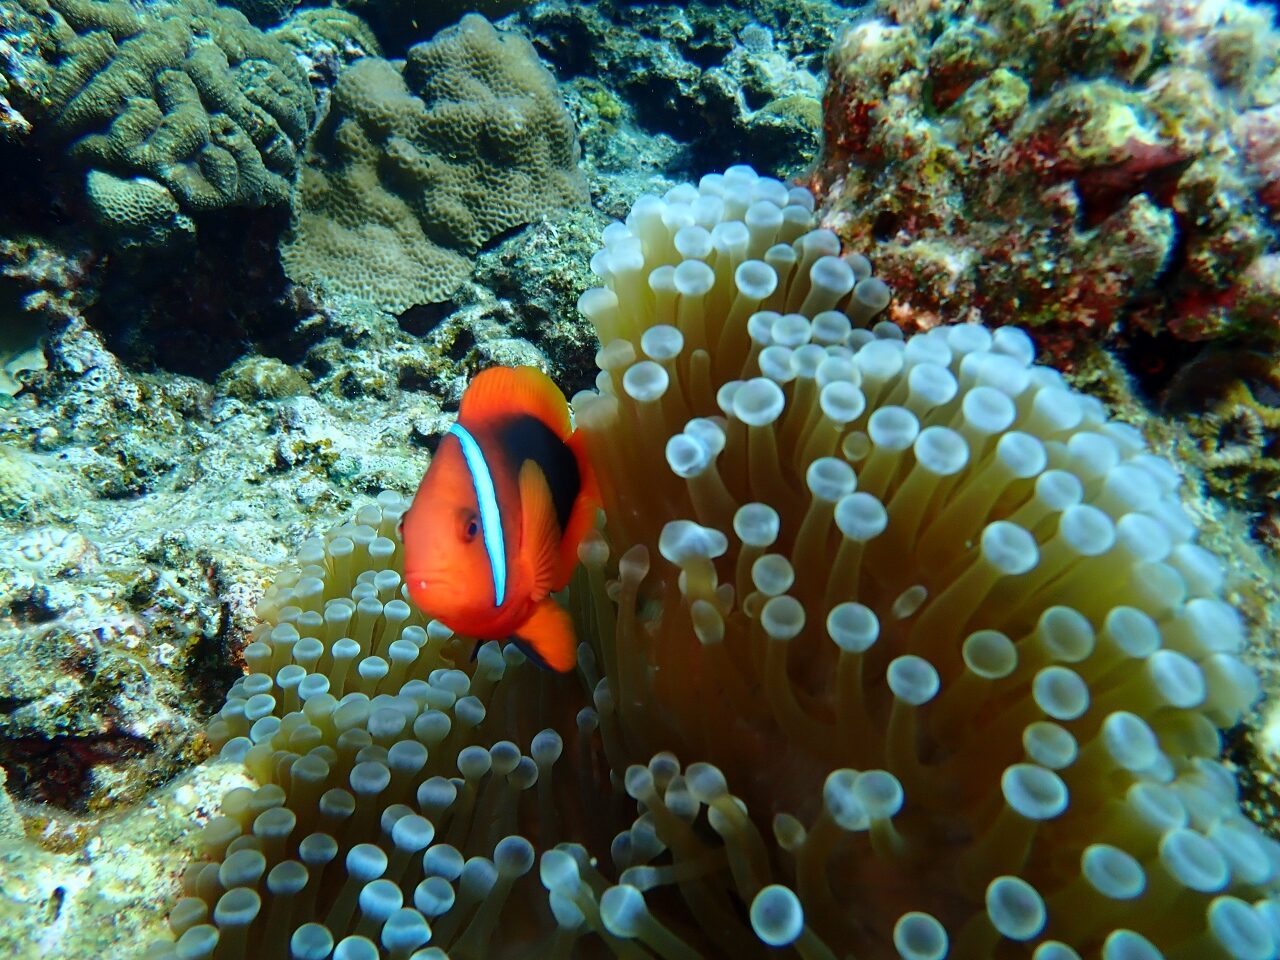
149 166 1280 960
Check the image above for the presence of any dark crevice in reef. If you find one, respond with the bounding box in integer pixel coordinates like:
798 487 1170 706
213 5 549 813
397 300 458 337
0 695 36 715
446 326 477 363
477 221 529 254
183 609 246 724
1074 155 1194 229
0 138 303 383
6 586 60 625
0 138 81 238
624 75 707 143
0 730 154 810
527 10 598 77
1116 322 1205 405
91 207 299 382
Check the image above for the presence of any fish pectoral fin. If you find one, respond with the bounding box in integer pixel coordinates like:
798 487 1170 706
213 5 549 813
518 459 560 600
511 598 577 673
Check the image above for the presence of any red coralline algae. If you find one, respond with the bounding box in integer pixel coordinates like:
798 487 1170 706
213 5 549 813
812 0 1280 366
1240 103 1280 215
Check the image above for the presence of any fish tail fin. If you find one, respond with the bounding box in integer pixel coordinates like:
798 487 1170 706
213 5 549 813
512 597 577 672
555 427 601 586
460 366 571 438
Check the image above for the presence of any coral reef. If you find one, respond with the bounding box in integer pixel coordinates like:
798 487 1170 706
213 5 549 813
280 14 587 314
0 237 95 327
0 0 43 139
1157 347 1280 547
0 312 46 399
217 355 311 403
520 0 844 181
0 0 454 388
470 202 612 383
222 0 300 29
84 170 195 253
0 237 95 398
267 7 382 94
146 168 1280 959
0 756 254 958
0 320 234 815
0 0 384 381
337 0 534 53
0 0 315 249
814 0 1280 364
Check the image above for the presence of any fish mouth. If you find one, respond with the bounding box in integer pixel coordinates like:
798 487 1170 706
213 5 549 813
405 579 445 623
403 566 437 597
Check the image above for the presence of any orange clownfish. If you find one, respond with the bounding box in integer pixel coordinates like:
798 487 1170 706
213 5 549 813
401 366 598 672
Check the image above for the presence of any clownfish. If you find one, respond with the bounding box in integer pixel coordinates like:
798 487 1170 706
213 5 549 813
401 366 598 672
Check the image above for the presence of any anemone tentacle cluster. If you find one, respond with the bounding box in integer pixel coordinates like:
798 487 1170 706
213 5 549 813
145 494 590 960
571 164 1280 958
150 166 1280 960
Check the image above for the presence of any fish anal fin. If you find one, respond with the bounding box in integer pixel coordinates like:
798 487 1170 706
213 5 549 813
460 366 571 438
512 598 577 672
519 459 560 599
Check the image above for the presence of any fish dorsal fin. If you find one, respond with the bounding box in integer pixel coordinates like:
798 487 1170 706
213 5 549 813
512 597 577 672
460 366 571 440
518 459 560 601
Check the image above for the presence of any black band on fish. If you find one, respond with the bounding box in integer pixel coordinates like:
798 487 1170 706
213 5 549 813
497 414 580 535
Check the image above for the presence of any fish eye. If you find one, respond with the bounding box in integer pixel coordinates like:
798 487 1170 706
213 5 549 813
457 510 479 543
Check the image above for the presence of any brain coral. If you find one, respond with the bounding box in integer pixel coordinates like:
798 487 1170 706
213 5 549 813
85 169 195 250
151 167 1279 959
280 13 587 314
3 0 314 242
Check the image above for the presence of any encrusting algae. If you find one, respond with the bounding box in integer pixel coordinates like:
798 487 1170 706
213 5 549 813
148 167 1280 960
1157 348 1280 549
